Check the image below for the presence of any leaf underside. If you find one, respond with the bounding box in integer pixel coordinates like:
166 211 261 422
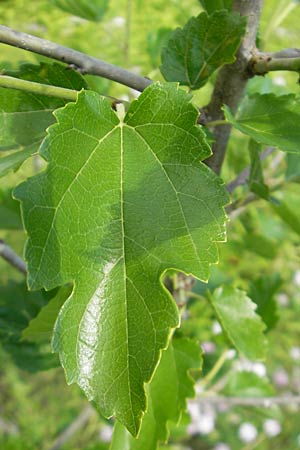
15 83 229 435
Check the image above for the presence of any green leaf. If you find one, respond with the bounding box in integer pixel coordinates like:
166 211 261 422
271 198 300 235
0 188 22 230
249 275 282 331
248 139 270 200
110 337 202 450
0 143 39 178
15 83 229 435
0 62 88 176
286 153 300 182
224 94 300 153
22 285 71 343
160 11 246 90
50 0 108 21
199 0 233 13
0 281 59 371
208 286 267 360
223 371 275 397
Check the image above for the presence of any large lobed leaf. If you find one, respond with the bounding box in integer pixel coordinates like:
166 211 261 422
15 83 229 435
0 62 87 177
160 11 246 90
224 94 300 153
110 337 202 450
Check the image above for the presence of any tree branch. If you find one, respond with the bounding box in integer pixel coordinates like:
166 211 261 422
0 26 151 92
205 0 263 174
0 240 27 275
251 50 300 75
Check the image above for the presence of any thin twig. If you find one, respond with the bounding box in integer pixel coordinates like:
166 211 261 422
251 50 300 75
0 240 26 275
47 405 95 450
0 26 151 92
198 395 300 407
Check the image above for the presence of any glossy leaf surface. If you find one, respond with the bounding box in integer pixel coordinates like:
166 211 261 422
209 286 267 360
224 94 300 153
110 337 202 450
160 11 246 89
15 83 229 435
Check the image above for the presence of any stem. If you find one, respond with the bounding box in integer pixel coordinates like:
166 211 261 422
206 119 228 127
0 240 26 275
198 394 300 407
0 75 78 101
205 0 263 174
252 53 300 75
200 349 229 388
0 25 152 92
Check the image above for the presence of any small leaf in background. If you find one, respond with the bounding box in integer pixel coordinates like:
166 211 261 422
223 371 275 397
0 188 22 230
243 234 277 260
0 62 88 176
249 274 282 331
199 0 233 13
208 286 267 360
286 153 300 182
0 281 59 371
15 83 229 435
49 0 109 21
110 337 202 450
248 139 270 200
224 94 300 153
160 11 246 89
22 285 71 344
271 198 300 235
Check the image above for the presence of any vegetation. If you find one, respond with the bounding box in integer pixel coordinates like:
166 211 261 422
1 1 300 449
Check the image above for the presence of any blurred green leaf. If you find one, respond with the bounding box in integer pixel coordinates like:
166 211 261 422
0 281 59 371
248 139 270 200
147 28 172 68
208 286 267 360
110 337 202 450
223 371 275 397
224 94 300 153
249 274 282 331
22 285 71 343
49 0 109 21
0 188 22 230
286 153 300 182
160 11 246 89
